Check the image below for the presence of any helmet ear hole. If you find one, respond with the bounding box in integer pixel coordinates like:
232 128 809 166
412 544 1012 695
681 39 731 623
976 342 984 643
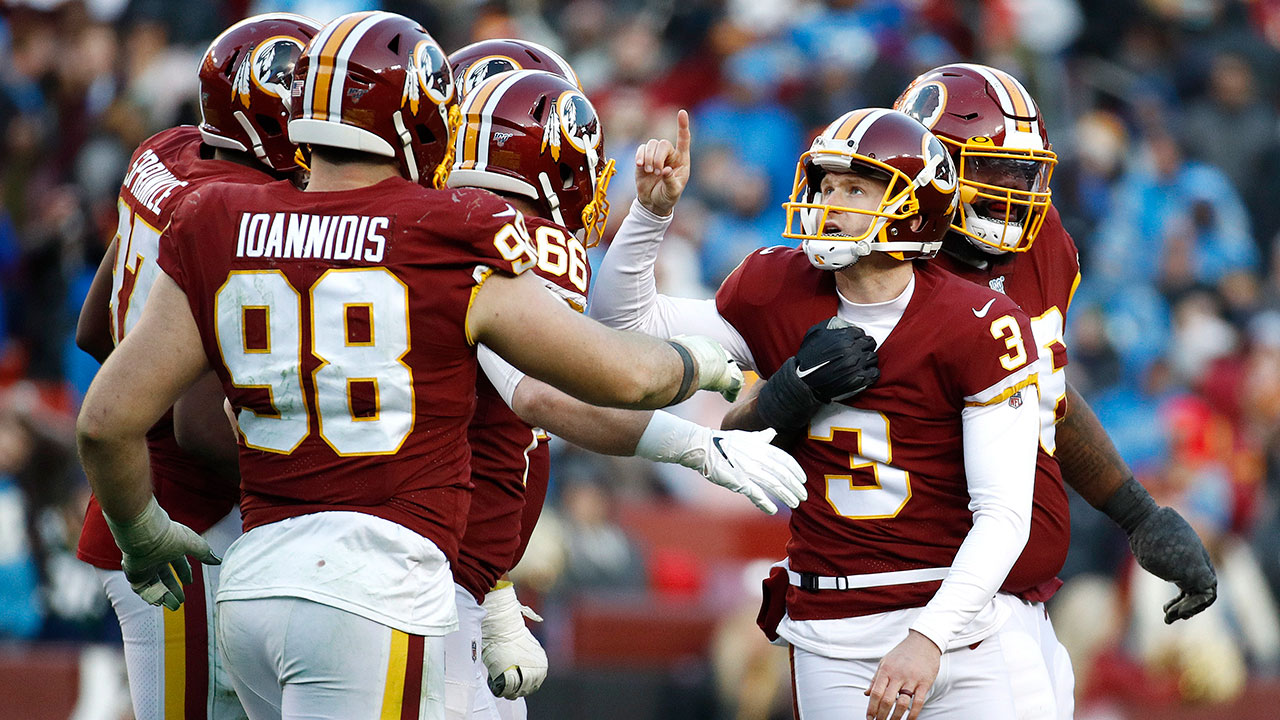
415 124 437 146
256 114 282 137
559 162 574 190
532 95 548 123
386 34 400 55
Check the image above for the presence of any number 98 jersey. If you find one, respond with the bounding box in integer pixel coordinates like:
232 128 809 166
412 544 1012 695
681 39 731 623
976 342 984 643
156 177 538 564
717 249 1039 622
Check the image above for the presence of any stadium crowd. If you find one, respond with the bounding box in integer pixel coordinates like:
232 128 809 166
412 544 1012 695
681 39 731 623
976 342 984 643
2 0 1280 718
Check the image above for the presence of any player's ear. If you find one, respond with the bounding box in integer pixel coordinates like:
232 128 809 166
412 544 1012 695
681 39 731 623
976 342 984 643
909 215 925 232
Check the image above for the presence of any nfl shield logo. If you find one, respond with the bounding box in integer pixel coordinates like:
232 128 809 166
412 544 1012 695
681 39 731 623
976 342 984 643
1008 391 1023 409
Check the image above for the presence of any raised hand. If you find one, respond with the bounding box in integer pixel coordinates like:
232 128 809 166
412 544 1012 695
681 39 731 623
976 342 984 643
635 109 692 217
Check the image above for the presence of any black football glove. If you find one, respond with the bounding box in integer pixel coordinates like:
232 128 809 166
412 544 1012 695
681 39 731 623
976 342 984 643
1103 477 1218 623
757 317 879 431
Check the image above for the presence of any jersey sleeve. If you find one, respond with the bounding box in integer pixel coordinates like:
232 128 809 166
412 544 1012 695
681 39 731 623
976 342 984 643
944 297 1041 408
443 189 538 277
156 191 201 297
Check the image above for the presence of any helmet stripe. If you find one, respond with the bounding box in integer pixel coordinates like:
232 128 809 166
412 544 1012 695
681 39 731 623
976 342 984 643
473 71 526 172
326 12 392 123
991 71 1034 133
458 73 506 170
829 109 873 141
309 13 369 120
847 108 894 147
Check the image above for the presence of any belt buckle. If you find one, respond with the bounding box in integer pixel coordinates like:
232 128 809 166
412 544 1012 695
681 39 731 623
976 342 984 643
799 572 820 592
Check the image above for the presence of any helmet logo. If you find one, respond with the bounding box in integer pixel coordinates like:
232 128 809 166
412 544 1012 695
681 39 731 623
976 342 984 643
462 56 521 96
899 80 946 129
404 40 454 113
542 90 601 162
236 36 305 106
924 134 957 192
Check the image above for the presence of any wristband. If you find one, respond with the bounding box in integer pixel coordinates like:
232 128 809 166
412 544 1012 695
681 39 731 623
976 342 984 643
667 340 696 405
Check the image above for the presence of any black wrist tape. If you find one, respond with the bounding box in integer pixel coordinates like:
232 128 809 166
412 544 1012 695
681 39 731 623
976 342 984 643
667 340 696 406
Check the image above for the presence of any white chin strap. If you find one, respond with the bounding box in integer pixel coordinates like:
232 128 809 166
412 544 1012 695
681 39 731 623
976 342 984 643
537 171 568 228
393 110 419 183
961 204 1020 254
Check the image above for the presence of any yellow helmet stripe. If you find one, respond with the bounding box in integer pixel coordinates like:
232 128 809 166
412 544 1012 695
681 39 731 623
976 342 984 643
830 109 874 141
310 12 374 120
458 73 507 170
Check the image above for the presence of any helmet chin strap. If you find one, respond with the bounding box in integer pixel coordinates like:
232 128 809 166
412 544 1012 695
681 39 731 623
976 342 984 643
233 110 270 166
537 171 568 228
392 110 420 183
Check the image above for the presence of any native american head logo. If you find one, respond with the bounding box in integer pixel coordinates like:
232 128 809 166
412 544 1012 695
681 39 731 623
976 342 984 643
235 36 306 106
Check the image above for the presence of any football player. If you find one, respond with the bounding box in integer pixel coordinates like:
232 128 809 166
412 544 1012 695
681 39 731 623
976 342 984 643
72 13 321 720
441 68 806 720
76 12 743 720
591 108 1054 719
892 63 1216 716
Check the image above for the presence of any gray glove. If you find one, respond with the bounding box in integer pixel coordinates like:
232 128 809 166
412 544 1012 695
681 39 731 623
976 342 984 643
104 497 221 611
1103 478 1217 623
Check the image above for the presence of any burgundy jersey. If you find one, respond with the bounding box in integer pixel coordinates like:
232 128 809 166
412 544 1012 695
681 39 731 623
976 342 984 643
77 126 275 570
717 250 1040 621
156 177 537 564
934 205 1080 599
455 216 591 600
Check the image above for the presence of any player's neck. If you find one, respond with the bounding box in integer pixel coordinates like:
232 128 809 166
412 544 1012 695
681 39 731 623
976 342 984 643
212 148 263 170
834 255 914 304
306 156 401 192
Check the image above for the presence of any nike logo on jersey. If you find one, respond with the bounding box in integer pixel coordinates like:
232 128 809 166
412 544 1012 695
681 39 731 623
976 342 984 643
972 299 996 318
795 359 832 378
759 246 785 255
711 436 734 467
493 207 517 219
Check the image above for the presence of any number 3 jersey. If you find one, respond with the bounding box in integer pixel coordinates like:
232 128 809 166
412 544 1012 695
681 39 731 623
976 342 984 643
455 215 591 602
77 126 277 571
933 204 1080 600
155 177 538 572
716 249 1039 623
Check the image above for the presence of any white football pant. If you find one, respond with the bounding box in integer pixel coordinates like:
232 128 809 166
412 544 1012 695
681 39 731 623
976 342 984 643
97 508 244 720
217 597 444 720
443 584 526 720
1006 598 1074 720
790 615 1059 720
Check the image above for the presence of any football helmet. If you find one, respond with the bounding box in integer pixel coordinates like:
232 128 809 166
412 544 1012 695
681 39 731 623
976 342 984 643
894 63 1057 254
448 39 580 99
783 109 959 270
288 11 458 187
198 13 322 173
447 70 615 246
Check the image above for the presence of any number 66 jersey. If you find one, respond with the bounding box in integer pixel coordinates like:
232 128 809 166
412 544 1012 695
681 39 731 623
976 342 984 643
156 176 537 633
717 248 1041 655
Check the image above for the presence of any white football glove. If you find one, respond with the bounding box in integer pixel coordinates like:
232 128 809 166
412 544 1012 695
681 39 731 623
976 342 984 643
669 334 745 402
635 411 807 515
481 583 548 699
103 497 221 611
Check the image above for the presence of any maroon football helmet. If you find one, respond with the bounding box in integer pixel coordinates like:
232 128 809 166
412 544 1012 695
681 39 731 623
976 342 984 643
448 39 580 100
288 11 458 187
782 109 959 270
447 70 614 246
894 63 1057 254
198 13 322 172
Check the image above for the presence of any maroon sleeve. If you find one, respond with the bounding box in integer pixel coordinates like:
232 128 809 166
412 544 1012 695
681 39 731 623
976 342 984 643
443 189 538 278
942 294 1040 405
156 191 200 296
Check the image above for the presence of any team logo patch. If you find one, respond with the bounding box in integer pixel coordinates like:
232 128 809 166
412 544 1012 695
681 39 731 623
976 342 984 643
989 276 1007 294
900 80 946 129
403 40 454 113
541 90 601 162
463 56 521 96
235 36 306 106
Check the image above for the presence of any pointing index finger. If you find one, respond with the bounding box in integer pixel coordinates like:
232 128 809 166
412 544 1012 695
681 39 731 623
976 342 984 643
676 109 691 160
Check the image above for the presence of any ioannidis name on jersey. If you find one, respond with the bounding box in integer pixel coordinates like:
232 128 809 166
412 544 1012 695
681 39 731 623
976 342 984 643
235 212 391 263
